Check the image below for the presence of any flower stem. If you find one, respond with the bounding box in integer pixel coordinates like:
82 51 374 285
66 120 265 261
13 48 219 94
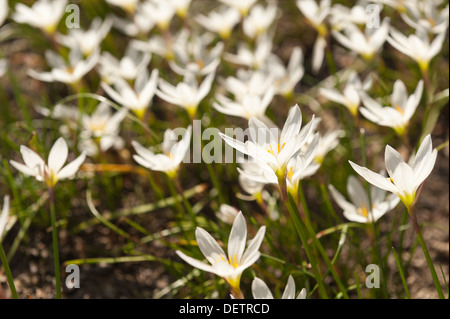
48 186 61 299
408 205 445 299
283 196 329 299
0 244 18 299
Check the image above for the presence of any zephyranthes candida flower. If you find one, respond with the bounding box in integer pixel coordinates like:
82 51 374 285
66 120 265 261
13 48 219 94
220 104 317 186
328 175 400 223
176 211 265 297
359 79 423 136
132 126 192 178
10 137 86 188
349 134 437 209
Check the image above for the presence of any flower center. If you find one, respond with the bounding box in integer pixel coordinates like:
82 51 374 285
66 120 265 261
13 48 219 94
218 253 239 269
358 204 369 218
267 143 285 156
394 104 404 115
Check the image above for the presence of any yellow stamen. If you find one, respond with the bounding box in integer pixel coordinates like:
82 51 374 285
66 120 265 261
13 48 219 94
358 205 369 218
90 121 106 133
287 166 294 181
394 104 404 115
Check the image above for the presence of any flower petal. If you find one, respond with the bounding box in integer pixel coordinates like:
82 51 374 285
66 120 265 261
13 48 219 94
349 161 398 194
48 137 68 173
252 277 274 299
282 275 296 299
195 227 226 265
56 152 86 180
228 211 247 263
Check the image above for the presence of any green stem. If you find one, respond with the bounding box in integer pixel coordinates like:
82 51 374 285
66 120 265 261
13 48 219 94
392 246 410 299
0 244 18 299
361 129 389 298
408 205 445 299
299 202 350 299
283 196 329 299
48 187 61 299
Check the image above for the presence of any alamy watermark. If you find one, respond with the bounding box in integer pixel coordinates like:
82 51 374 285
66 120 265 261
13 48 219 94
65 264 80 289
65 3 80 29
365 264 380 288
366 4 382 29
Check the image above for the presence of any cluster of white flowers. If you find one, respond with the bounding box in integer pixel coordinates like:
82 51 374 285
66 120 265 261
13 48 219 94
0 0 447 300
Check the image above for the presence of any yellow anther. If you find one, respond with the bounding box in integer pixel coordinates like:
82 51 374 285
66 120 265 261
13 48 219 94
394 104 404 115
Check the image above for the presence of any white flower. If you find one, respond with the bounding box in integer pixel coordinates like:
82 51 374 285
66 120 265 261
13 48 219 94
401 1 449 34
328 175 400 223
219 69 274 101
28 48 100 85
111 2 156 37
349 134 437 209
106 0 139 14
219 0 258 17
216 204 239 225
131 29 189 61
213 86 275 122
331 18 390 61
0 196 10 242
98 45 151 83
79 103 128 156
286 133 320 195
55 16 113 57
224 35 273 69
156 72 214 119
387 27 447 72
176 211 266 292
329 3 368 30
168 0 192 19
12 0 67 34
313 128 345 164
195 7 240 39
252 275 306 299
220 104 317 185
0 0 8 27
243 3 278 39
296 0 330 29
132 126 191 178
10 137 86 188
238 162 267 198
101 68 159 120
145 0 176 31
319 70 372 117
168 33 223 77
296 0 330 73
263 46 305 97
359 79 423 136
371 0 416 13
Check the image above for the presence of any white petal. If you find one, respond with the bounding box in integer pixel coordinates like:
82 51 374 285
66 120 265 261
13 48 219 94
282 275 296 299
297 288 307 299
241 225 266 265
10 160 39 177
48 137 68 173
175 250 215 274
20 145 45 171
195 227 226 265
228 211 247 263
56 152 86 180
384 145 405 178
328 184 355 212
349 161 398 194
280 104 302 144
252 277 274 299
347 175 370 209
